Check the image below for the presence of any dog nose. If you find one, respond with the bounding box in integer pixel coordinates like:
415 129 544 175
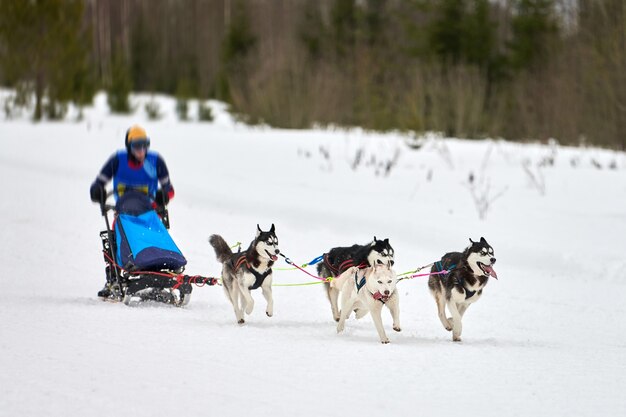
491 257 496 264
384 290 390 295
275 249 280 254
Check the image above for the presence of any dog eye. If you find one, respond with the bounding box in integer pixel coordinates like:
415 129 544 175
377 280 383 284
376 260 383 265
390 260 395 266
388 280 392 283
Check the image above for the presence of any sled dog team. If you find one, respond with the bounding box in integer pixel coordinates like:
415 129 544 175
210 224 498 344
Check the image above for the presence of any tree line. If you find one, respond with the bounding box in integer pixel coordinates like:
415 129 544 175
0 0 624 149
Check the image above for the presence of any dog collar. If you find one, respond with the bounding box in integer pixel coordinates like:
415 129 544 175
371 290 392 303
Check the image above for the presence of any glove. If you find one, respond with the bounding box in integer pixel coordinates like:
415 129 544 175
90 183 104 203
156 189 170 206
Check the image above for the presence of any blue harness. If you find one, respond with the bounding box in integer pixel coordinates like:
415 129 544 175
355 271 366 292
434 261 474 299
434 261 456 275
354 271 390 304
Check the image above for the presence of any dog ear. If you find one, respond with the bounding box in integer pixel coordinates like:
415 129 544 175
373 236 378 243
480 237 486 243
469 238 475 244
270 223 275 233
384 238 389 245
256 224 262 238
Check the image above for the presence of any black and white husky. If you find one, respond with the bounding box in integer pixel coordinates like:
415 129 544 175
209 224 280 324
317 237 395 322
334 265 401 344
428 237 498 342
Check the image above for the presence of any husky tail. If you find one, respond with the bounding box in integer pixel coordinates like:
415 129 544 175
209 234 233 263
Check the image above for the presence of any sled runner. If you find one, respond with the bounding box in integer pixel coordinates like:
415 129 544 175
97 190 216 306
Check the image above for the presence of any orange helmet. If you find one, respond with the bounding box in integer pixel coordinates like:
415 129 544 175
124 125 150 151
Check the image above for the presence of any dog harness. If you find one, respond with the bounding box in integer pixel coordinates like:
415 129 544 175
354 271 366 292
232 254 272 290
324 253 369 275
434 261 479 300
354 271 392 304
434 261 475 299
434 261 456 275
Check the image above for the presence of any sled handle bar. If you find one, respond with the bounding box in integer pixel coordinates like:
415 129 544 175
97 190 116 216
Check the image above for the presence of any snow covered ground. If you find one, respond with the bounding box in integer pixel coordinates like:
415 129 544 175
1 93 625 416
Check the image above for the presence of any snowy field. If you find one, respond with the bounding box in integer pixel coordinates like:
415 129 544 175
1 93 625 416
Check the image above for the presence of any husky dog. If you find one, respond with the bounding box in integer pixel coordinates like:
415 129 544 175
334 265 401 344
428 237 498 342
317 237 395 322
209 224 280 324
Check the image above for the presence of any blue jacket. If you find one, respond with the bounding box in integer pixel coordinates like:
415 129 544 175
91 150 173 201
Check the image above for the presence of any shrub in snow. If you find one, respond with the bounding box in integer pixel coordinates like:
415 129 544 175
176 99 189 121
198 102 214 122
466 173 508 220
144 98 162 120
522 159 546 196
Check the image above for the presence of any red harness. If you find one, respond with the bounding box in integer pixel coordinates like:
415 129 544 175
231 253 272 290
324 253 369 275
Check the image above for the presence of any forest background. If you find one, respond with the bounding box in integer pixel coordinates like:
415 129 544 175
0 0 624 149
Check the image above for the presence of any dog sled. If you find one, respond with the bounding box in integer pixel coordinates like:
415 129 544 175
97 190 217 306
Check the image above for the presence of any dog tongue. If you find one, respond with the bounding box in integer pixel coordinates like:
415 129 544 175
373 291 388 301
271 255 278 261
483 265 498 279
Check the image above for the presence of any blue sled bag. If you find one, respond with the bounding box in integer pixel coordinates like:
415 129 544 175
114 192 187 271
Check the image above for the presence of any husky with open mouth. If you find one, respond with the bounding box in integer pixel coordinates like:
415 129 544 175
428 237 498 342
334 264 400 344
209 224 280 324
317 237 395 322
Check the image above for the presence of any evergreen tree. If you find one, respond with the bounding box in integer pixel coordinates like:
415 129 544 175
298 0 326 60
175 78 193 121
428 0 466 64
107 50 133 113
330 0 358 56
462 0 495 68
0 0 94 120
130 14 158 92
218 0 256 101
508 0 558 71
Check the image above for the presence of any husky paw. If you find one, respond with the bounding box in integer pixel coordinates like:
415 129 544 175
444 318 453 331
334 317 340 323
266 311 273 317
336 323 345 333
393 326 402 332
381 338 390 344
237 319 245 325
453 335 462 342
